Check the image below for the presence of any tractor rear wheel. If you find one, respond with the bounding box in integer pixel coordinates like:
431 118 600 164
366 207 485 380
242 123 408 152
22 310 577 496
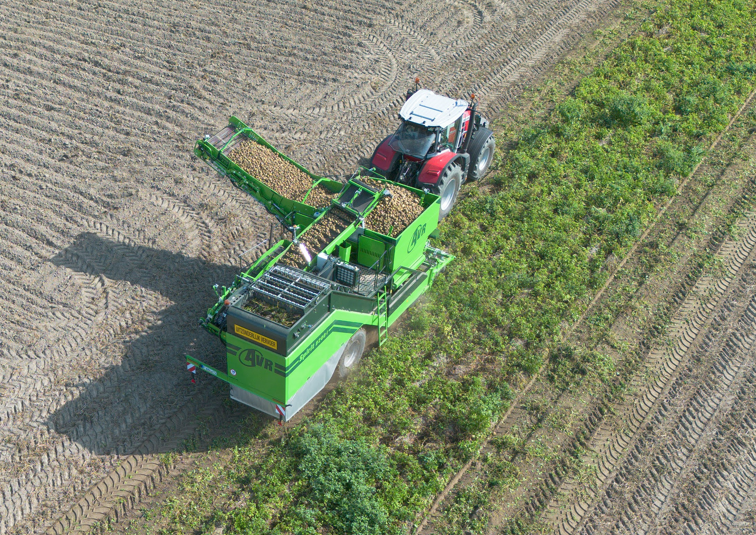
338 328 367 378
433 162 463 220
467 127 495 182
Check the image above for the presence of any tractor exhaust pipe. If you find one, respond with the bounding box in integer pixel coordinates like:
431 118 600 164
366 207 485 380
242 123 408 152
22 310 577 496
406 77 421 100
462 97 477 155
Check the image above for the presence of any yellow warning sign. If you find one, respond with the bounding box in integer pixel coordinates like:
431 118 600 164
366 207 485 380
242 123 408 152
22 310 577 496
234 324 278 350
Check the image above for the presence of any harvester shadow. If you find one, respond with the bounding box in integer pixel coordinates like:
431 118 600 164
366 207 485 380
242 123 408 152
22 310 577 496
47 232 259 455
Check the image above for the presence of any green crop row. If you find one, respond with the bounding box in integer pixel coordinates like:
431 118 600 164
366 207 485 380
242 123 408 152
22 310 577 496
149 1 756 533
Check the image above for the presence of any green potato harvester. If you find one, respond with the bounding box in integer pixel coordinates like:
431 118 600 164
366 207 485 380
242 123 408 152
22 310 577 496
188 117 453 421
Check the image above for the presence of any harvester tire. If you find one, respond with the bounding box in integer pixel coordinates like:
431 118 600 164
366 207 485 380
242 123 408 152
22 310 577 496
339 328 367 378
467 127 495 182
434 162 463 220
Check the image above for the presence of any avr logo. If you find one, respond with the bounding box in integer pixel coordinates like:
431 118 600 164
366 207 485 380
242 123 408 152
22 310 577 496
407 223 427 253
238 348 274 371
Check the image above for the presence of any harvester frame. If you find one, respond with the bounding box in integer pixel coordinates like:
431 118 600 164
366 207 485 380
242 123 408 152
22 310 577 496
188 117 454 421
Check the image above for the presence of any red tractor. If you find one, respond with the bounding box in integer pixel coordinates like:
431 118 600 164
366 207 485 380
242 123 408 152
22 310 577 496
370 84 495 219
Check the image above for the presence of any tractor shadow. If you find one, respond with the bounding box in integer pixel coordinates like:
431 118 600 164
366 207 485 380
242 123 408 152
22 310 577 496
47 232 263 455
356 156 373 169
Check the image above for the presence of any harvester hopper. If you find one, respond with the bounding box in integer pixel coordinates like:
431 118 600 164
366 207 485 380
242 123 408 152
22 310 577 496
188 117 453 421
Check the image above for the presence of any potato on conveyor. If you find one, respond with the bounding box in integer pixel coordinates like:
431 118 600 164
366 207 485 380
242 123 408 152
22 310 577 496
229 140 337 208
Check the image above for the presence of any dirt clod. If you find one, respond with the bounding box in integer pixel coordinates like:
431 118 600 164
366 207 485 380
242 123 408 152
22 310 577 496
1 0 641 532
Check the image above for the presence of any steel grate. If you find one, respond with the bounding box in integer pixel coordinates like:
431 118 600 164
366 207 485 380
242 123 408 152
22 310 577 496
250 266 331 312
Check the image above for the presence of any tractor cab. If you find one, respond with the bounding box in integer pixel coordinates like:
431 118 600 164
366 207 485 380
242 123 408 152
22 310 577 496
371 87 495 220
391 89 469 157
388 121 438 160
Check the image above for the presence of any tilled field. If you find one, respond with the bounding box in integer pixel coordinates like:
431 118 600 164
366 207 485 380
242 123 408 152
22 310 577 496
550 212 756 535
530 113 756 535
0 0 626 532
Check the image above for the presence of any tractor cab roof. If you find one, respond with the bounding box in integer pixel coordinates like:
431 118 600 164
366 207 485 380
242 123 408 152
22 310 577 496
399 89 468 129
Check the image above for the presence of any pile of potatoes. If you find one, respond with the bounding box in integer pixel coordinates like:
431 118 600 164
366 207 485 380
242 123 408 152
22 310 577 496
361 178 425 238
243 299 300 327
229 139 337 208
303 184 338 209
279 207 355 269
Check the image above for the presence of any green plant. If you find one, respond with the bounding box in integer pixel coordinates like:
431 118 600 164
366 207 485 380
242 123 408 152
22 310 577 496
289 424 394 535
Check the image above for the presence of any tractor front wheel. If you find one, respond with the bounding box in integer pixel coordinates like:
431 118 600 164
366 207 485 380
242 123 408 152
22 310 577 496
433 162 463 220
338 328 367 378
467 127 495 182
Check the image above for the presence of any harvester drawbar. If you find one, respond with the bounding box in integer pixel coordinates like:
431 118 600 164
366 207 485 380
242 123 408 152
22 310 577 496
188 116 454 422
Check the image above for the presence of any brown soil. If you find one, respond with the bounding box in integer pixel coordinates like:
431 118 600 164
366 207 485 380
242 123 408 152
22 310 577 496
0 0 631 532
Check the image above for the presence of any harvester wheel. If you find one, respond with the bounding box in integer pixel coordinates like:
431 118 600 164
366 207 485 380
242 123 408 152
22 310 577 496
339 328 367 378
466 127 495 182
434 162 463 220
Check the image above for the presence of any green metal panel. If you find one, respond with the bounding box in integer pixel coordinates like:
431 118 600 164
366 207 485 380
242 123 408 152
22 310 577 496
357 234 386 270
227 313 369 405
225 336 287 403
330 291 375 314
391 195 439 271
279 313 366 399
387 269 427 314
338 244 351 262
